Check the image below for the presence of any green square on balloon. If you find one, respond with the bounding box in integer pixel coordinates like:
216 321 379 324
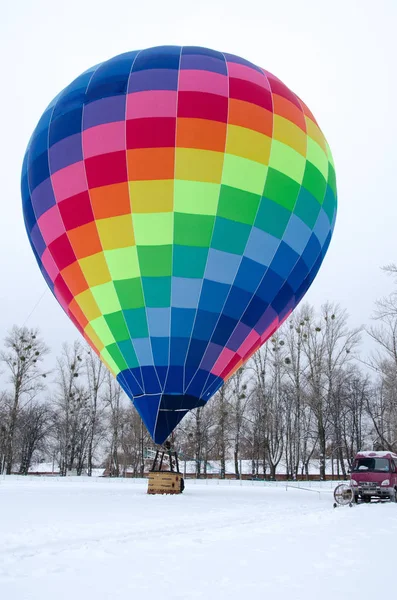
222 154 268 195
133 212 173 246
173 245 208 278
269 140 306 184
255 197 291 238
106 343 128 372
142 277 171 307
211 217 251 255
123 308 149 338
104 311 130 342
263 168 300 211
116 340 139 368
91 282 121 314
327 162 337 197
302 161 327 204
113 278 145 310
174 180 220 215
217 185 260 225
294 189 321 229
90 316 115 346
137 245 172 277
174 213 214 247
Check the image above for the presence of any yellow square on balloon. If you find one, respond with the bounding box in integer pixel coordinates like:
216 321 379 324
175 148 224 183
226 125 271 165
79 252 111 287
74 289 102 321
96 215 135 250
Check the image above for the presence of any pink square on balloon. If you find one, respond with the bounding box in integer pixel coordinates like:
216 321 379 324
178 70 228 96
82 121 126 158
237 330 260 359
228 62 271 90
126 90 178 119
211 347 235 377
41 248 59 282
51 161 88 202
38 205 65 245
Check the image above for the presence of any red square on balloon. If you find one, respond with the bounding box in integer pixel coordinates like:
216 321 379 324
85 151 128 189
48 233 76 270
58 191 94 231
126 117 176 149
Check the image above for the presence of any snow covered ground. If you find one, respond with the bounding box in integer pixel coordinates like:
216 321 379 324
1 476 396 599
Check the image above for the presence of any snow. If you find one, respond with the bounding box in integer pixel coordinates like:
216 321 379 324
1 476 397 599
356 450 397 459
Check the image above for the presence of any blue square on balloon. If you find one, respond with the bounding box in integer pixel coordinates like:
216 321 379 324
49 107 84 147
270 241 299 280
171 308 195 338
287 257 309 293
146 308 170 337
283 214 311 255
28 151 50 191
302 234 321 271
169 337 190 366
172 277 202 309
244 226 279 266
313 208 331 247
86 53 138 102
205 249 240 285
271 283 293 315
52 70 96 119
133 338 154 366
186 338 209 368
199 279 229 313
256 268 284 303
22 196 36 233
28 129 49 163
234 257 267 293
132 46 181 71
242 295 268 328
192 309 218 341
222 286 252 320
151 337 169 366
212 315 238 346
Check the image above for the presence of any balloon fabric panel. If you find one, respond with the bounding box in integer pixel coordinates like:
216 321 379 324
22 46 337 444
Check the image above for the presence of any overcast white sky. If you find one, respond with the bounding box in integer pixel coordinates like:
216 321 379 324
1 0 396 364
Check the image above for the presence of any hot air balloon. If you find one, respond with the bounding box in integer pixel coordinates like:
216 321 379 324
21 46 337 445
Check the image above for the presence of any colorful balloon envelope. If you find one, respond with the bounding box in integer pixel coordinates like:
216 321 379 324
21 46 337 444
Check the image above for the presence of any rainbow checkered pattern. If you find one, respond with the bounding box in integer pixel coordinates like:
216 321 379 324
21 46 337 443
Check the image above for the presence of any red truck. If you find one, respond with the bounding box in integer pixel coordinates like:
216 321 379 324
350 451 397 503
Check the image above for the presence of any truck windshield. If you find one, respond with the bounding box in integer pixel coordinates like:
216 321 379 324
353 458 390 472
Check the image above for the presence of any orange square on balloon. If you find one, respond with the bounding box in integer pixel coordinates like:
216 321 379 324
177 118 226 152
127 147 175 180
68 298 89 329
61 262 89 296
229 99 273 137
67 222 102 259
90 182 131 219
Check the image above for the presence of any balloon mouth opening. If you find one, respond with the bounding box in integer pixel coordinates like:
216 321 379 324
133 393 207 445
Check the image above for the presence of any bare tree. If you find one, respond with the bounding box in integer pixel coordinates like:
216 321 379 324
85 350 106 476
0 326 48 474
17 402 52 474
52 342 88 476
103 373 123 477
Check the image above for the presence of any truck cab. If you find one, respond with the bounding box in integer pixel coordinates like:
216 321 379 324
350 451 397 503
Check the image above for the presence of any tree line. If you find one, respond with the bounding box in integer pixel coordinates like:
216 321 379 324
1 267 397 480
